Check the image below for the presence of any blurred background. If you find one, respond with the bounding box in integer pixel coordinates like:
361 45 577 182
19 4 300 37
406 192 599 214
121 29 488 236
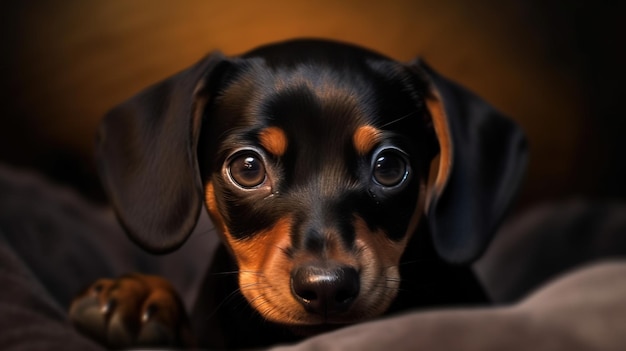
1 0 624 211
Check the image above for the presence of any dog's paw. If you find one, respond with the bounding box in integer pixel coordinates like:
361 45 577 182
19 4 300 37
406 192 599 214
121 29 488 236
69 274 192 349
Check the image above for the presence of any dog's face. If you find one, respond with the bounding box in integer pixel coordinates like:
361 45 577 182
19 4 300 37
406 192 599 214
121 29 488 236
97 39 527 334
199 43 436 326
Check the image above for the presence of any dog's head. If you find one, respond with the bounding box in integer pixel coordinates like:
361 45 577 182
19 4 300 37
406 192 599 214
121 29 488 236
97 39 526 327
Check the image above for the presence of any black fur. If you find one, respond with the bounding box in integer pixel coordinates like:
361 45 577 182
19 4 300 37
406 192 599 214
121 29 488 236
96 39 527 348
199 40 434 246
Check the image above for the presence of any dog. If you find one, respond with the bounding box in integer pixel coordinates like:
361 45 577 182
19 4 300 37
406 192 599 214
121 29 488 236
69 39 527 349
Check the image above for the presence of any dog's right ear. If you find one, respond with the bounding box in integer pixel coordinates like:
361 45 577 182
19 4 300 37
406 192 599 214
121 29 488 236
96 52 227 254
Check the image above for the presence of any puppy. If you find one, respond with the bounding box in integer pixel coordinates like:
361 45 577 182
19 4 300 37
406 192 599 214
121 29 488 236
69 39 527 349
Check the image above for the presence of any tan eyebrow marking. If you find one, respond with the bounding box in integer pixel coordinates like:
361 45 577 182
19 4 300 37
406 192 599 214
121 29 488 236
353 125 383 156
259 127 288 157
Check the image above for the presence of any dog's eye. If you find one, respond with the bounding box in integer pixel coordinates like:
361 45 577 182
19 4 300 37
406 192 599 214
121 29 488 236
372 149 409 187
228 153 267 188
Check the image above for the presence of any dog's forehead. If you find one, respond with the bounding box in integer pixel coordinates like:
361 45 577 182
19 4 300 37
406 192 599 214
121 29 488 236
256 64 373 146
215 54 421 154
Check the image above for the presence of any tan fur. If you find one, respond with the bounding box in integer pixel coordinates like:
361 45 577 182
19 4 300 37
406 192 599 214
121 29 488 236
259 127 288 157
202 167 428 325
425 89 453 210
353 125 383 156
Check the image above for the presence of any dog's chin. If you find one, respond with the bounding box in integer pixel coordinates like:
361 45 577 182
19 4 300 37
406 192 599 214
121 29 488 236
276 312 383 337
285 322 351 337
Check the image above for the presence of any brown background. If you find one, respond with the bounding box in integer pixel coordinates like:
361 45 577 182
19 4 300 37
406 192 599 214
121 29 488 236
1 0 625 212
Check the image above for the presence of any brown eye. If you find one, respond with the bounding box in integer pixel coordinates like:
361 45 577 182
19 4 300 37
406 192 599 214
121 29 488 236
372 149 408 187
228 153 266 188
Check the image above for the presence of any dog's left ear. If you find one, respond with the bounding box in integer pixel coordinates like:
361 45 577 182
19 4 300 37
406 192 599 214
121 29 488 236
96 52 227 253
410 60 528 264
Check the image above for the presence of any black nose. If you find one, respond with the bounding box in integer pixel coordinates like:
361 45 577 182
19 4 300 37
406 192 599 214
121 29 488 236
291 264 360 316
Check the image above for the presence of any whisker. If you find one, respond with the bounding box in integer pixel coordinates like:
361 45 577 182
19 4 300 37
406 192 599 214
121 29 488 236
400 258 437 265
203 270 239 277
205 277 270 320
379 111 417 128
243 290 285 323
191 226 218 237
204 270 264 277
205 287 244 321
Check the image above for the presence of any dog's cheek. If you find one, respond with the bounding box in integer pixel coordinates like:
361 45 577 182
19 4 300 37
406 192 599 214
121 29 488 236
203 187 302 322
401 180 428 242
353 216 406 315
204 182 232 244
234 217 310 323
231 217 292 271
205 181 285 266
354 181 427 317
354 216 406 273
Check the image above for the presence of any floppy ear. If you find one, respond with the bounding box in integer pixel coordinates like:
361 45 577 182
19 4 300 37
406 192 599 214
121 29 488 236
96 52 226 254
412 60 528 264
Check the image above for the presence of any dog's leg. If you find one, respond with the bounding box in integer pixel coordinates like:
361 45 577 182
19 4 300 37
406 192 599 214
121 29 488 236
69 274 192 349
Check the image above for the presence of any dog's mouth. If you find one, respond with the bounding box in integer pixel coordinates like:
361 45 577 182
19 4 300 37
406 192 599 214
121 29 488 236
232 227 406 329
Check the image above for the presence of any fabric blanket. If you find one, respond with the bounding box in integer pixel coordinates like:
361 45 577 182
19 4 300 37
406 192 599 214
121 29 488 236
1 165 625 351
